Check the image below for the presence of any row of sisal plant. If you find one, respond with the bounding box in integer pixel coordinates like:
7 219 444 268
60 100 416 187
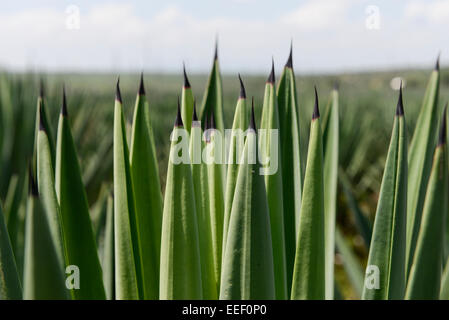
0 46 448 300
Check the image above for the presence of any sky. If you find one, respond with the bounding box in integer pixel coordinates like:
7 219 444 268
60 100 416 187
0 0 448 73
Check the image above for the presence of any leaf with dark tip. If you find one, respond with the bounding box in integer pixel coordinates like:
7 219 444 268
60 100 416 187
130 77 163 299
277 46 303 293
55 91 105 300
260 70 287 299
181 66 195 133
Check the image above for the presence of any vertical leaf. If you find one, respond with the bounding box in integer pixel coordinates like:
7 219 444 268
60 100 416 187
55 88 105 300
0 200 22 299
362 90 408 300
222 75 248 265
277 47 303 291
291 89 325 300
260 65 288 300
37 107 66 269
322 86 339 299
406 62 440 277
220 106 275 300
129 75 163 299
23 172 69 300
205 111 225 292
190 108 217 299
406 109 448 300
160 105 202 299
113 81 141 300
102 192 115 300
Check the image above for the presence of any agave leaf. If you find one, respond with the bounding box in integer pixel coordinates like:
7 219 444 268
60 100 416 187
0 199 22 299
222 75 248 265
37 114 66 268
277 48 303 290
335 227 364 298
113 82 141 300
190 117 217 299
406 111 448 300
55 89 105 300
339 168 372 247
4 173 26 276
362 91 407 300
220 108 275 299
406 63 440 277
291 90 325 300
322 87 339 299
23 174 69 300
259 66 288 300
102 192 115 300
205 114 225 291
200 46 224 133
160 108 202 299
181 65 195 134
129 75 163 299
33 84 55 173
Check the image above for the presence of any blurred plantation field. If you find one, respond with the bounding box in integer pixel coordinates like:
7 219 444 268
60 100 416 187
1 66 448 298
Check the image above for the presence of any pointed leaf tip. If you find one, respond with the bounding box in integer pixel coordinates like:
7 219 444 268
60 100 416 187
333 81 339 91
115 77 122 103
139 72 145 95
28 165 38 197
175 97 183 127
435 53 440 71
192 101 198 121
439 104 447 146
396 85 404 116
267 59 275 83
183 63 191 88
312 86 320 120
249 97 256 131
39 78 45 98
285 43 293 68
61 85 68 116
214 40 218 61
238 73 246 99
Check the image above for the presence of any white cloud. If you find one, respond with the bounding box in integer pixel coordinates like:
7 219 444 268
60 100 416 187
281 0 354 29
0 1 446 73
405 0 449 23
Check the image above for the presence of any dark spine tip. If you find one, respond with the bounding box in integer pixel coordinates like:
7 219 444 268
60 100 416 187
183 63 191 88
28 165 38 197
438 104 447 146
192 100 198 121
396 84 404 116
115 77 122 103
435 53 440 71
267 59 275 83
249 97 256 131
238 73 246 99
174 97 183 127
285 43 293 68
214 39 218 61
312 86 320 120
139 72 145 95
61 85 68 116
333 81 340 91
38 103 46 132
210 108 216 130
39 78 45 98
